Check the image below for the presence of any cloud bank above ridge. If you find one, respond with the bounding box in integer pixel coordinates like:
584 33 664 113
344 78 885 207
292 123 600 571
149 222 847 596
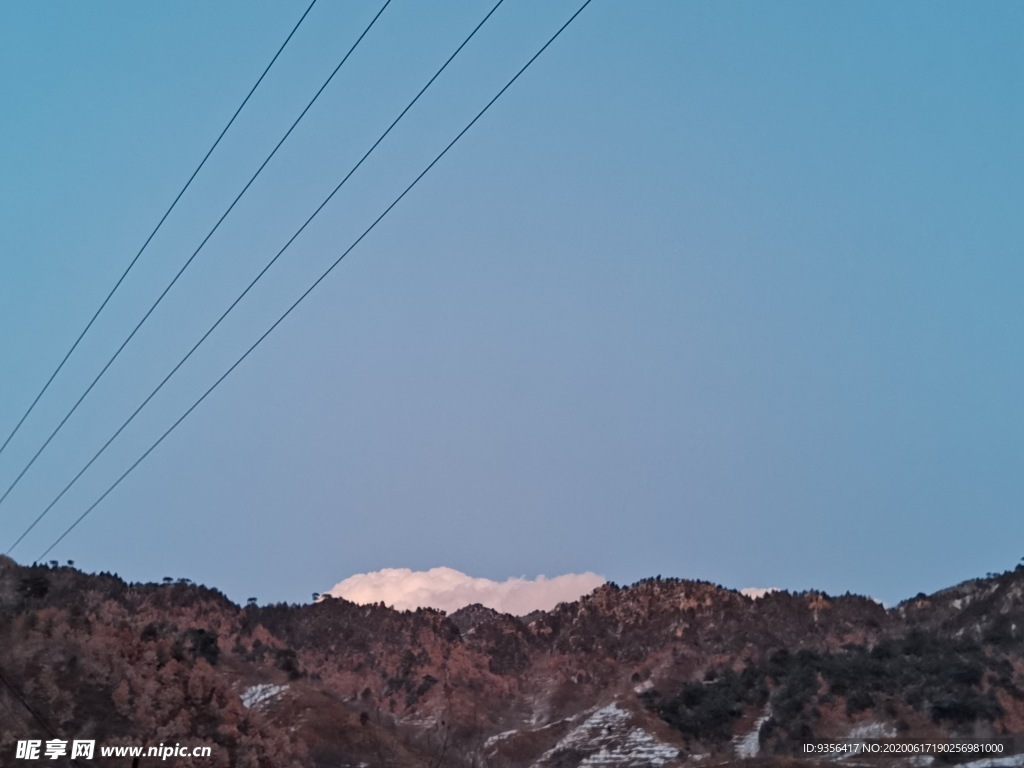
740 587 780 600
324 567 606 615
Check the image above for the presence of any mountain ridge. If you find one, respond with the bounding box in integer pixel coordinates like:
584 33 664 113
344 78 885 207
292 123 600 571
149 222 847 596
1 555 1022 767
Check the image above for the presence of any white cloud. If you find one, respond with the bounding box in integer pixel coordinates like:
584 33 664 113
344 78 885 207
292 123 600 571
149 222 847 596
324 567 605 615
740 587 780 600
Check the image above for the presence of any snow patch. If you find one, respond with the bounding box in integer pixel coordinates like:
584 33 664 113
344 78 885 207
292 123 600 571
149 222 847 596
846 722 896 740
580 729 680 767
733 709 771 759
534 704 678 767
485 730 519 749
240 683 288 709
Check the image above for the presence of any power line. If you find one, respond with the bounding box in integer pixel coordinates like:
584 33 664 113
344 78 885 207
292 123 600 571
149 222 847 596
8 0 506 555
0 662 91 767
0 0 392 514
0 664 57 737
35 0 594 562
0 0 317 464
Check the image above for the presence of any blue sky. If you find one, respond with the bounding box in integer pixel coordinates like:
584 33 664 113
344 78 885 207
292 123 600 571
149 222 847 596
0 1 1021 606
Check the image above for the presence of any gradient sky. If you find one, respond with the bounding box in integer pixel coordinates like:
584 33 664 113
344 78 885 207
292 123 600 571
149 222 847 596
1 1 1021 607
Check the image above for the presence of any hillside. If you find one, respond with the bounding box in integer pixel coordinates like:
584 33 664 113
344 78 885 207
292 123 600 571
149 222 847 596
1 556 1022 767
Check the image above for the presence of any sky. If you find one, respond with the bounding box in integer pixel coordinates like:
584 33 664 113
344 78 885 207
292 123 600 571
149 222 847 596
0 1 1021 609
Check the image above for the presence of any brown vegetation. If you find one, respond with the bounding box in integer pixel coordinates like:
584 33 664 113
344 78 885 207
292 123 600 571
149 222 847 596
1 557 1022 767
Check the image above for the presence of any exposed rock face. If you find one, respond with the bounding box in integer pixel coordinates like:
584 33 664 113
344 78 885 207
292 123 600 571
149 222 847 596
449 603 503 633
1 555 1022 767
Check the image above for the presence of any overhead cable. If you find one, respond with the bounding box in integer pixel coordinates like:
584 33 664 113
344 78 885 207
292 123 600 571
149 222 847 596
8 0 505 554
0 0 391 512
0 0 318 464
34 0 594 561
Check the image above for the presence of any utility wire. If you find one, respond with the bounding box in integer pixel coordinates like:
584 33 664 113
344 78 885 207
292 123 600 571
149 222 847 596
0 662 91 767
0 664 56 737
7 0 506 555
0 0 317 464
35 0 594 562
0 0 391 513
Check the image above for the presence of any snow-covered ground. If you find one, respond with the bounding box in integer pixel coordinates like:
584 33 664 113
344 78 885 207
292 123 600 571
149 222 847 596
484 730 519 749
633 679 654 694
579 728 680 767
847 722 897 740
733 709 771 759
240 683 288 709
533 703 679 767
